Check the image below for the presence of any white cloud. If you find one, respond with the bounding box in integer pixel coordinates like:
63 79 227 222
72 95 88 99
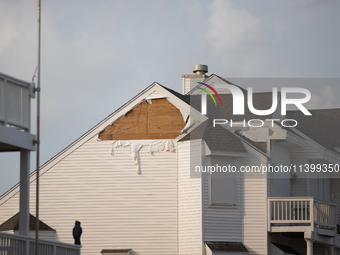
206 0 293 77
207 0 260 52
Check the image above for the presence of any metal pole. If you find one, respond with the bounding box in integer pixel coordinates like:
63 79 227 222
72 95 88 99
35 0 41 254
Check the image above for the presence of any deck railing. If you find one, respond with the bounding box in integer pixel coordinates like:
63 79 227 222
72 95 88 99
0 232 81 255
268 197 337 232
0 72 34 131
314 199 338 228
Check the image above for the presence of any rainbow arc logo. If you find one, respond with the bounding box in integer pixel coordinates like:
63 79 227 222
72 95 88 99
197 82 222 106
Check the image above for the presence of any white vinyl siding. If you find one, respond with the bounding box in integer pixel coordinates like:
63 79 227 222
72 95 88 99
241 156 267 255
310 172 331 201
290 145 308 197
331 178 340 223
182 77 205 95
177 140 202 255
202 154 243 243
0 139 178 255
290 145 323 197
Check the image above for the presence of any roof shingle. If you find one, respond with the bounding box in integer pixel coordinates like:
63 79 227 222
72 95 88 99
205 241 248 252
287 108 340 154
0 212 55 231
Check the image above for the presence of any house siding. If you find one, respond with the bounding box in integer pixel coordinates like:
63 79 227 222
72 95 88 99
0 139 178 255
177 140 202 255
182 77 205 95
202 156 243 242
331 178 340 223
290 145 323 197
271 142 291 197
241 156 267 255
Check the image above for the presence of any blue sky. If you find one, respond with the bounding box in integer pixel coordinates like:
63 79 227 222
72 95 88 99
0 0 340 195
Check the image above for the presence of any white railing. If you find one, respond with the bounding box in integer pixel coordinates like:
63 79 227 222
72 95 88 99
268 197 337 232
0 72 34 131
0 232 81 255
314 199 338 228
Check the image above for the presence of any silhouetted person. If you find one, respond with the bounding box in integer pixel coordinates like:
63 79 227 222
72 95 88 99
73 221 82 245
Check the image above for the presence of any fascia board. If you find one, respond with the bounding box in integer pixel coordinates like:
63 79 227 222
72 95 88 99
324 150 340 164
291 127 326 154
242 141 269 162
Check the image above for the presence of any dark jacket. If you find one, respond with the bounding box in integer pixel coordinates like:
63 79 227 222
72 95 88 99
72 221 82 245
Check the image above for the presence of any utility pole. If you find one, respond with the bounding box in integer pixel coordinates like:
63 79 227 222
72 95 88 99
35 0 41 254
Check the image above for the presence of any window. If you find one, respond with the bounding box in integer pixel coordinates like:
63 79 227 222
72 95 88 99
209 156 237 206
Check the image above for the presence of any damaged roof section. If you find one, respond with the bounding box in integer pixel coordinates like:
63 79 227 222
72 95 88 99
99 98 186 140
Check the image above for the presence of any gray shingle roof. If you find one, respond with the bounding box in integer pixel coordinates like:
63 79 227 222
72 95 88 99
287 108 340 154
205 241 248 252
0 212 55 231
161 85 340 156
101 249 131 254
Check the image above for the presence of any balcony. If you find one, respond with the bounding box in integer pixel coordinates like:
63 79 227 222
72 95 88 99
0 72 35 152
0 232 81 255
268 197 338 236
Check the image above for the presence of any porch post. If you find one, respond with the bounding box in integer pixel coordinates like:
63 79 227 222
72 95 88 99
329 245 335 255
19 149 30 255
19 149 30 235
305 238 313 255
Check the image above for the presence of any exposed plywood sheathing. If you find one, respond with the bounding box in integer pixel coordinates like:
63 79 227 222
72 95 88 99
99 99 186 140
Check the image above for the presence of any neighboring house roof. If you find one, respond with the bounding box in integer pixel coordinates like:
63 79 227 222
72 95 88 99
180 120 247 153
205 241 249 252
0 212 55 231
287 108 340 154
101 249 131 254
160 85 190 105
272 242 301 255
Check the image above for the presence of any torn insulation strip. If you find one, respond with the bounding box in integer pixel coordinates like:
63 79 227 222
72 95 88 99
111 139 175 174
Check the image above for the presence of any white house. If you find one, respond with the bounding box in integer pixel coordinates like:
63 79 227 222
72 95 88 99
1 65 340 255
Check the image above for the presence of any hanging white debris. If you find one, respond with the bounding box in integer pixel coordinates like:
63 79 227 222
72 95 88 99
111 139 175 174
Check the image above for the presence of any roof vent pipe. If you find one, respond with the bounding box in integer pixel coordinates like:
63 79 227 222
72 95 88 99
193 64 208 75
